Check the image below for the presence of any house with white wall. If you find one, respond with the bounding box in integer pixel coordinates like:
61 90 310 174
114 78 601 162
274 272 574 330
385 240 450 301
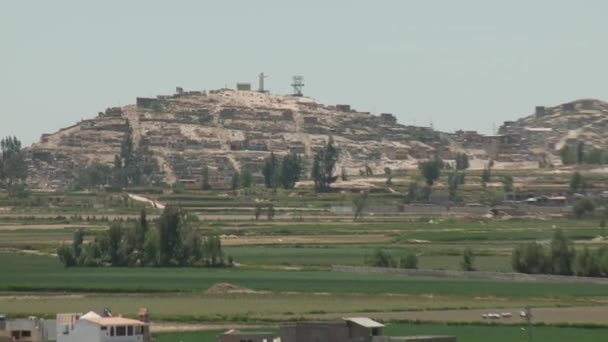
56 311 150 342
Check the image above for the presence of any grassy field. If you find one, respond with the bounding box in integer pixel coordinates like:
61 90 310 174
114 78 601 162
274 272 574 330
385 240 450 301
154 323 608 342
2 253 608 299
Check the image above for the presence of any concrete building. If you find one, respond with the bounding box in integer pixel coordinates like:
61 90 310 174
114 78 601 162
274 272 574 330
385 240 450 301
225 317 458 342
0 316 54 342
56 310 150 342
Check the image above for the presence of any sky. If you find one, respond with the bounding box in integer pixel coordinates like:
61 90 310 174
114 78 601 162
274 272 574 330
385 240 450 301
2 0 608 146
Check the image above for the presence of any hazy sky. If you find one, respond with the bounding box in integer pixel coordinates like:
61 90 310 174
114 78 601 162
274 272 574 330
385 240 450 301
3 1 608 146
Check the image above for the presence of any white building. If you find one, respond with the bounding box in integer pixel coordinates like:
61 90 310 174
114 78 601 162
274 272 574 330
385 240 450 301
56 311 149 342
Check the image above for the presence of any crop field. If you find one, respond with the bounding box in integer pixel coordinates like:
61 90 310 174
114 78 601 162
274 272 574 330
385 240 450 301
2 188 608 340
2 253 608 298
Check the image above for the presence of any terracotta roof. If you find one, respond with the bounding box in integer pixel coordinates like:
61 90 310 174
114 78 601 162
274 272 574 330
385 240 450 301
83 317 147 327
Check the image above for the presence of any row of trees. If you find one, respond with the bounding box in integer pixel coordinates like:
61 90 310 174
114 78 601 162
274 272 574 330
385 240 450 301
262 152 304 190
57 207 230 268
511 229 608 277
560 142 608 165
71 121 160 190
365 249 419 269
366 247 476 271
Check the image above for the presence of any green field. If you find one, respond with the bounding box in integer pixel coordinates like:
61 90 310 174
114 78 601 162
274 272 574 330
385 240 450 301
2 253 608 298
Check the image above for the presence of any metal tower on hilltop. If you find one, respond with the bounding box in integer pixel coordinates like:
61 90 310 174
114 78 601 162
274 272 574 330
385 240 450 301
258 72 269 93
291 76 305 96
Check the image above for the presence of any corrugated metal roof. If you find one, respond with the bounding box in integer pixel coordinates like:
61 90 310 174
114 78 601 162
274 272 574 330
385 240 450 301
343 317 385 328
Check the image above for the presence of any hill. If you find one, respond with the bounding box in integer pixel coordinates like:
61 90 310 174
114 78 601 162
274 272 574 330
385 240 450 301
24 89 608 189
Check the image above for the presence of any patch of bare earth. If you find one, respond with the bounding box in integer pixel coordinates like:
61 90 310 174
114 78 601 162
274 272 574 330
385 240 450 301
205 283 264 295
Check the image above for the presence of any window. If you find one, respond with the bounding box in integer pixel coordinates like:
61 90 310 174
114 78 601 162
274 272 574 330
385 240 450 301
110 327 114 336
21 331 32 337
127 326 133 336
101 326 107 331
116 326 126 336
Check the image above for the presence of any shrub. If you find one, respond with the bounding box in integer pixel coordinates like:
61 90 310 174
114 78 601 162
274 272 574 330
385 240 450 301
400 253 418 269
573 198 595 219
366 249 396 268
460 247 475 271
511 243 550 274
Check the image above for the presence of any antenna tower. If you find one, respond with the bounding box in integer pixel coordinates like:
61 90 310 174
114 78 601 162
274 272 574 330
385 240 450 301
291 76 305 96
258 72 269 93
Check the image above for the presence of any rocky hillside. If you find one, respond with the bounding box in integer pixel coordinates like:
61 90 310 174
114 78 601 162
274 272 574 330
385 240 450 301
498 99 608 162
26 90 608 189
26 88 445 189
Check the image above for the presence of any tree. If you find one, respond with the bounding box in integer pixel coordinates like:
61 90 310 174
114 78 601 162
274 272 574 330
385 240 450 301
501 175 514 193
404 181 420 204
201 165 211 190
267 204 275 221
560 145 577 165
112 155 125 188
72 228 85 259
447 171 464 202
231 172 240 191
366 249 396 268
400 252 418 269
134 210 149 254
455 153 470 170
418 158 443 186
570 172 587 193
576 141 585 165
341 167 348 181
573 198 595 219
254 204 262 221
119 120 140 186
311 137 339 192
108 223 125 266
262 153 280 189
549 229 575 275
158 206 183 266
353 191 368 220
142 229 159 266
280 153 303 189
384 167 392 186
460 247 475 271
575 246 601 277
364 164 373 176
57 244 77 268
511 243 550 274
0 136 28 197
584 148 608 165
241 169 253 188
72 162 112 191
481 167 491 188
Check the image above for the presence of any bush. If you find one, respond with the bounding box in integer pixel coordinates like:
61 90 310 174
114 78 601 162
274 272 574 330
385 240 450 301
575 247 601 277
573 198 595 219
511 243 550 274
460 247 475 271
366 249 396 268
400 253 418 269
57 244 77 268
